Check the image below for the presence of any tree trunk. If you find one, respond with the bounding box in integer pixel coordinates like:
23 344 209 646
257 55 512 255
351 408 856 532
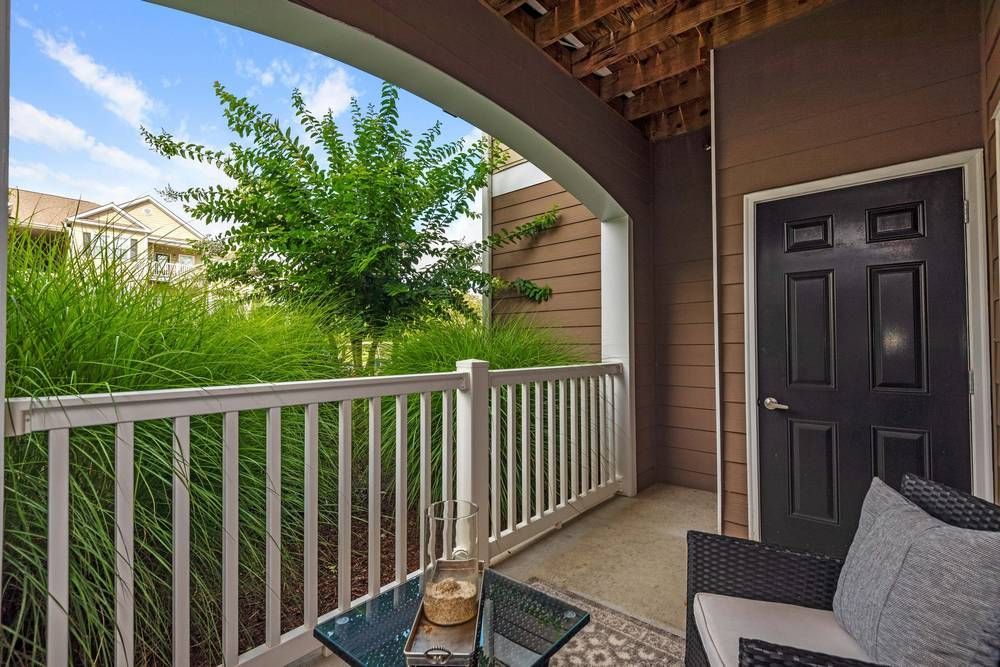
351 338 363 374
364 338 380 375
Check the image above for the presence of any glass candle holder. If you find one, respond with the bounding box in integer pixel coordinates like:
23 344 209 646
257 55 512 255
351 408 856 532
422 500 480 626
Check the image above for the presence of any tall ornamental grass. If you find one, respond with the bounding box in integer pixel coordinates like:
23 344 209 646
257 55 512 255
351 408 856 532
3 227 347 664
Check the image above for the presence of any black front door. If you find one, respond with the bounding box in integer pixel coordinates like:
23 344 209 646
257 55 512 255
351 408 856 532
756 168 971 557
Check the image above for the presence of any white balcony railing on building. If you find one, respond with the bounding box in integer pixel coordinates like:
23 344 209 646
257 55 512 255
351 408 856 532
3 360 627 667
151 261 198 282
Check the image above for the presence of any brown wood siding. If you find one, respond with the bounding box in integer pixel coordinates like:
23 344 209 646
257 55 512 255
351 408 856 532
491 180 602 361
715 0 983 535
983 0 1000 498
654 129 717 492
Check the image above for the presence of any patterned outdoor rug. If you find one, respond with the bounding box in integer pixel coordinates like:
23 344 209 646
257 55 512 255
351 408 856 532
527 579 686 666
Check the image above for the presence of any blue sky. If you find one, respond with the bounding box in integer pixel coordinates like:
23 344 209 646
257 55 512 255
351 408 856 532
9 0 481 237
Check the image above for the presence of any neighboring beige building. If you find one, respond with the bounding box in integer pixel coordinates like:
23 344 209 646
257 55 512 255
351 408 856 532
9 189 206 282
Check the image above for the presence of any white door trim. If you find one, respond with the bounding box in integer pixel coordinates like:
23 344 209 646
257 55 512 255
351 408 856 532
743 149 994 541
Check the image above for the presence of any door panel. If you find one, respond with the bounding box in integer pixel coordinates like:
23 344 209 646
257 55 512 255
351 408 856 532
756 168 970 556
786 271 835 388
788 419 839 524
868 263 927 392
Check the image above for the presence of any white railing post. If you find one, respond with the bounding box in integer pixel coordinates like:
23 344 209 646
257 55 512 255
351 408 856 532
455 359 490 565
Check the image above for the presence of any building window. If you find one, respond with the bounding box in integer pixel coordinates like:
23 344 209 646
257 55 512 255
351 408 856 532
130 238 139 261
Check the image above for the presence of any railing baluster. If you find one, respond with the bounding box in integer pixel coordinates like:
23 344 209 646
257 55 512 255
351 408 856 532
520 383 529 526
590 377 599 491
534 381 542 519
304 404 319 627
222 411 240 665
579 378 589 495
442 390 453 558
265 409 281 647
338 400 352 612
603 375 613 485
418 393 431 571
546 381 555 513
505 385 515 532
395 395 408 583
442 390 453 505
558 380 567 508
48 428 69 667
173 416 191 664
570 379 578 502
115 422 135 667
610 374 617 482
490 386 500 538
368 397 381 598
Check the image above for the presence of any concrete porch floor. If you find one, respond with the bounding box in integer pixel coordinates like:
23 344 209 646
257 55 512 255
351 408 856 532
309 483 714 665
495 483 715 633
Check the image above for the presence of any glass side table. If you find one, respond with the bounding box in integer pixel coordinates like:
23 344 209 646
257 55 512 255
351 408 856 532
314 569 589 666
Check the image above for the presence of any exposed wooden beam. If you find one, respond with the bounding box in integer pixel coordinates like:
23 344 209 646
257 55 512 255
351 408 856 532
491 0 530 16
534 0 637 48
623 68 709 121
571 0 749 78
600 38 703 100
601 0 833 99
644 97 711 141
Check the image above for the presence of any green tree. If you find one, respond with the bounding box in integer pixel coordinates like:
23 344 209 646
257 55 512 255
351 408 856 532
142 82 556 371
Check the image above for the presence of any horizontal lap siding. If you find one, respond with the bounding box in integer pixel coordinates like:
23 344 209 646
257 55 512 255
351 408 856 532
982 0 1000 497
491 179 602 361
653 129 717 492
715 0 983 535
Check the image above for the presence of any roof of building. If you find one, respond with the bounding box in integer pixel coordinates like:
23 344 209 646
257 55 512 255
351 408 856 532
8 189 205 241
8 189 100 229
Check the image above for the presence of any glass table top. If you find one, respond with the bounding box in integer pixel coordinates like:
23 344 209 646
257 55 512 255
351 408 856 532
313 569 589 666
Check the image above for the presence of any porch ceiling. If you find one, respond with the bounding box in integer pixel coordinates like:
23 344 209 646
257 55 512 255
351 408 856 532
485 0 833 141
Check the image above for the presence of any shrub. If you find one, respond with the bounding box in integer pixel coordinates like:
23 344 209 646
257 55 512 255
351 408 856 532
380 315 581 376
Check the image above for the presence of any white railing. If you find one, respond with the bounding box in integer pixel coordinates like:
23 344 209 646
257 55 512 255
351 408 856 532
2 360 626 667
151 261 198 282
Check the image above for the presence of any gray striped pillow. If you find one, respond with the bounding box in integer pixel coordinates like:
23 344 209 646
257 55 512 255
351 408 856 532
833 478 1000 666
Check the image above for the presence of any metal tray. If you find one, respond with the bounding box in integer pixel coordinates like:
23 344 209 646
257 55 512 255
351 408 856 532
404 561 484 666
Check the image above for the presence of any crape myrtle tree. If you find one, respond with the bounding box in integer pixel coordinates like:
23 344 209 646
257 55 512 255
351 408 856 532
142 82 557 372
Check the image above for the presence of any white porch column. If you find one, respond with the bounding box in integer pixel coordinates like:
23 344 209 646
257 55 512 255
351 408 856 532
0 0 10 583
601 215 636 496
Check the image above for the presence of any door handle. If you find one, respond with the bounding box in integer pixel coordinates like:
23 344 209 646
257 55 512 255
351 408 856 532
763 397 789 411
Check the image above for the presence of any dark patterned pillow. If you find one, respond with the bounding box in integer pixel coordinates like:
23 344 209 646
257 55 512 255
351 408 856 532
834 478 1000 666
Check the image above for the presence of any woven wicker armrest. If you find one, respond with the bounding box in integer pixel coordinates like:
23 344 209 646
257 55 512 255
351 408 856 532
684 531 846 667
738 639 884 667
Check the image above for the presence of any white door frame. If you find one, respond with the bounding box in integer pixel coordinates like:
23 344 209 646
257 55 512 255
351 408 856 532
742 149 994 540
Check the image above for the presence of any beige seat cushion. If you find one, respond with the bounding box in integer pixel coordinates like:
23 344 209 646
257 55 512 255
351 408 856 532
693 593 872 667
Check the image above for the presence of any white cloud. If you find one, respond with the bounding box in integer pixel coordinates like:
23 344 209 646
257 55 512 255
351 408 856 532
460 128 484 151
9 160 137 205
445 214 482 244
33 29 155 127
236 58 299 89
446 188 485 244
10 98 159 178
301 67 357 118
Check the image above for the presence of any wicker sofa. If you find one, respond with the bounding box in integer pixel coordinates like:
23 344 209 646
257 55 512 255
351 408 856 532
684 474 1000 667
